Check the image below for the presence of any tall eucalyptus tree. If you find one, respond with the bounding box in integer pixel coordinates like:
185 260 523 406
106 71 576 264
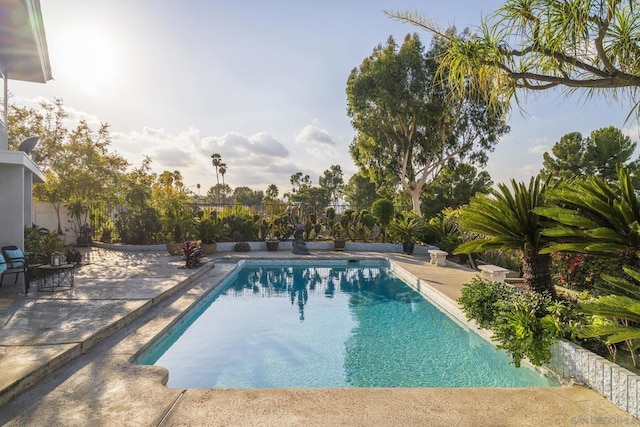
347 32 508 214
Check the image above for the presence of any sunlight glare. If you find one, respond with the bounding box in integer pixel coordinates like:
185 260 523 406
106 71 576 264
54 28 121 96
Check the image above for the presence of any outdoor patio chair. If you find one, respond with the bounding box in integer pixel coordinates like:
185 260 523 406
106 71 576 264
0 251 27 286
0 245 30 292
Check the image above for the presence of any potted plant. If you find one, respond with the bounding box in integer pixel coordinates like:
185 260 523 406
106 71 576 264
181 239 203 269
265 237 280 252
333 224 346 251
389 214 427 255
194 214 224 255
265 214 290 251
66 201 92 246
163 206 195 256
324 207 346 250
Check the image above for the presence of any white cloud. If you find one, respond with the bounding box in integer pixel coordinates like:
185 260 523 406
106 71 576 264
622 125 640 141
296 123 335 145
153 146 193 167
200 131 289 159
63 105 101 125
528 145 550 154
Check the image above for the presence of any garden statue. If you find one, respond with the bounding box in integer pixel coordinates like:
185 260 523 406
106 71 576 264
291 224 309 255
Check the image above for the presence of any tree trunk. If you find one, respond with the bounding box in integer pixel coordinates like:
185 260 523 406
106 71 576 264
409 187 422 215
521 251 556 298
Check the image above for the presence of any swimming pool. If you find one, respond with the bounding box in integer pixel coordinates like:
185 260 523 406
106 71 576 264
136 260 558 388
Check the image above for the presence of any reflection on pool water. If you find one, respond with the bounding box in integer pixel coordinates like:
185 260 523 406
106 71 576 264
136 260 559 388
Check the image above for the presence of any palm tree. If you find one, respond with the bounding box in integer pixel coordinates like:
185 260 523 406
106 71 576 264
219 163 227 186
455 176 557 297
578 266 640 367
211 153 222 185
536 165 640 267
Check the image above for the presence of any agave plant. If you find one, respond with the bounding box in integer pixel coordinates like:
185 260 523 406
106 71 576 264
454 176 557 296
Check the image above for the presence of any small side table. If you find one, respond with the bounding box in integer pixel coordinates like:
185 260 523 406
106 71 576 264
37 264 76 292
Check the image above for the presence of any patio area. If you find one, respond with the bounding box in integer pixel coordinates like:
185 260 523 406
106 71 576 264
0 247 636 426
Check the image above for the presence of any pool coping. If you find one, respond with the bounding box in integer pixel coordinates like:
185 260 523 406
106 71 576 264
133 257 561 388
0 250 637 425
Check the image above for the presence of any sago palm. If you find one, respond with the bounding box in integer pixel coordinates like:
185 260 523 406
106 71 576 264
535 165 640 266
455 176 557 296
578 266 640 367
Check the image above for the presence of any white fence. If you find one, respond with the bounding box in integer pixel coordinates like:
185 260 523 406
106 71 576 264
32 201 77 245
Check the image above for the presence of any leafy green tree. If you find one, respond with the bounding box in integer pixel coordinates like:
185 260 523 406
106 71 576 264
205 184 232 204
388 1 640 118
541 127 639 181
211 153 224 202
455 177 557 297
264 184 279 201
31 119 128 235
343 171 378 211
585 126 638 180
421 163 492 219
536 165 640 267
288 172 312 195
233 186 264 205
115 156 162 244
371 198 395 241
285 172 330 208
152 171 194 242
347 32 508 214
540 132 588 180
318 164 344 207
8 98 68 171
10 98 129 234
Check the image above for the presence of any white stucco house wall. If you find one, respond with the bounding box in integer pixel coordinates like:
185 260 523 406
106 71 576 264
0 0 53 250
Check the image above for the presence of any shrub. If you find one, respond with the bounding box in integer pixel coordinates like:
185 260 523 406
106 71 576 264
114 207 162 244
181 240 203 269
458 278 511 329
458 277 586 367
492 292 556 367
24 224 50 264
550 253 620 293
371 199 395 240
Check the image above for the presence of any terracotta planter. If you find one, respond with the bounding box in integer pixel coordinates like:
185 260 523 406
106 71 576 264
266 241 279 252
402 241 415 255
234 242 251 252
200 243 217 255
166 243 182 256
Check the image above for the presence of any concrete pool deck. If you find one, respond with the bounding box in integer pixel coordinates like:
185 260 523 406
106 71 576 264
0 247 637 426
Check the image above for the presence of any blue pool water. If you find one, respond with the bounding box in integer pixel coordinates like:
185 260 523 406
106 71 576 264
136 260 559 388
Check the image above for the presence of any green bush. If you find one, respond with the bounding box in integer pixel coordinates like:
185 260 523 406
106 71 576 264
458 278 511 329
550 253 620 293
424 215 462 253
492 292 556 367
371 199 395 240
222 215 257 242
24 224 51 264
114 207 162 244
458 277 585 367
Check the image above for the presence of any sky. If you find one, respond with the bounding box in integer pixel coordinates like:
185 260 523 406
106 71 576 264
8 0 640 197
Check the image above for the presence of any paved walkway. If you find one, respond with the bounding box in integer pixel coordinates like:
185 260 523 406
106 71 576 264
0 247 636 426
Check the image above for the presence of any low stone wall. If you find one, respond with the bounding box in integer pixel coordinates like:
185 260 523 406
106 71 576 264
390 261 639 420
92 241 438 254
548 339 640 418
